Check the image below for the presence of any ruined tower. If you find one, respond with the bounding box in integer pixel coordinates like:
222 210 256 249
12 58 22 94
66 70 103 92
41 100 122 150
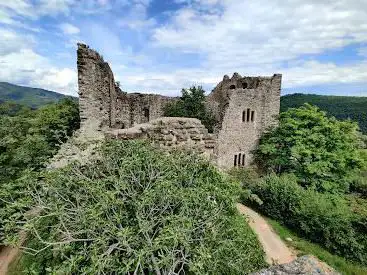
207 73 281 169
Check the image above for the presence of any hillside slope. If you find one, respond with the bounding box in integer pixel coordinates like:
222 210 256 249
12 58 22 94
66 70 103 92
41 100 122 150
0 82 70 108
281 93 367 134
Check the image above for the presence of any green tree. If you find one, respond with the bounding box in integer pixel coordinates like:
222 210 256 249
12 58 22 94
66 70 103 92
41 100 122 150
7 141 266 274
255 104 365 193
0 98 79 183
0 99 80 244
164 86 217 133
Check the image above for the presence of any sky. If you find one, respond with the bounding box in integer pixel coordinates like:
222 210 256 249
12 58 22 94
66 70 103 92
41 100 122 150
0 0 367 97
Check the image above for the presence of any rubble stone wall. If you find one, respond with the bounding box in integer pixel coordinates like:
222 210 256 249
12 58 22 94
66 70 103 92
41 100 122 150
77 44 176 131
105 117 216 158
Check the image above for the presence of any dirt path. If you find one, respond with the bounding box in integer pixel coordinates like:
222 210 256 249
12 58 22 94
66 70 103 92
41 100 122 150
0 245 20 275
237 203 296 265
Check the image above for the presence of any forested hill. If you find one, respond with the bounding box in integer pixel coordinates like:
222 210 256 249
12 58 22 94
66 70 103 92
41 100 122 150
0 82 71 108
281 93 367 134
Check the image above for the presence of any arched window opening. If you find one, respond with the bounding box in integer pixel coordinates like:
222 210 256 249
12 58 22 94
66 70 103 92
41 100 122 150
234 155 238 166
143 108 150 122
242 154 246 166
229 84 236 89
242 82 248 89
251 111 255 122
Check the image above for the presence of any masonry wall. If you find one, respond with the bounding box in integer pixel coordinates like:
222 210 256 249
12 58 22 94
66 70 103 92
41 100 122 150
77 43 115 131
208 73 281 168
105 117 216 158
77 43 176 131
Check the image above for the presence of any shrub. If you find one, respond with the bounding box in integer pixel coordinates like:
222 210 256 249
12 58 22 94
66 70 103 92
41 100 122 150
6 141 266 274
255 104 365 193
243 174 367 265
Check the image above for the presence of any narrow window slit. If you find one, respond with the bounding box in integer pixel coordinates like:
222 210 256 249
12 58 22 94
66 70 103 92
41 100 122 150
234 155 238 167
251 111 255 122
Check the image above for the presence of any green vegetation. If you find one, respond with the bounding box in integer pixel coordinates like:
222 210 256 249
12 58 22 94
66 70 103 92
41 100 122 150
268 218 367 275
0 98 80 244
231 103 367 269
242 174 367 265
5 141 266 274
256 104 365 193
164 86 217 133
281 93 367 134
0 98 80 183
0 82 73 108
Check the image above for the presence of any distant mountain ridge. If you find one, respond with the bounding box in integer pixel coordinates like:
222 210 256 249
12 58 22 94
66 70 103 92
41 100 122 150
0 82 72 108
281 93 367 134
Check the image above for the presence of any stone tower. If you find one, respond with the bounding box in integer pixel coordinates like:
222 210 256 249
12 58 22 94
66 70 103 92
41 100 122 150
207 73 281 169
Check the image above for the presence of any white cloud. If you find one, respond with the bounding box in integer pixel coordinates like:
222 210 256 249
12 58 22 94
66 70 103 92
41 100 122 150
59 23 80 35
0 28 34 56
358 47 367 58
153 0 367 67
0 48 77 95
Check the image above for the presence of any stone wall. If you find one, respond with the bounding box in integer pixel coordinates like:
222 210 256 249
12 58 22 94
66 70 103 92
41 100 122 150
208 73 281 168
77 44 281 170
77 43 115 131
105 117 216 158
77 43 177 131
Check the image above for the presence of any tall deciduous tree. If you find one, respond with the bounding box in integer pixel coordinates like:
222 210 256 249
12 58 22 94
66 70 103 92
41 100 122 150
255 104 365 193
164 86 217 133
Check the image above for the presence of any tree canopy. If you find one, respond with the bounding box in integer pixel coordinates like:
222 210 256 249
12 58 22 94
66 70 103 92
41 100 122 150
164 86 216 133
255 103 365 193
0 98 80 183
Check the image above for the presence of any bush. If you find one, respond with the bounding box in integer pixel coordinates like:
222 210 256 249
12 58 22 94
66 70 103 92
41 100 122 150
255 104 365 193
243 174 367 265
6 141 266 274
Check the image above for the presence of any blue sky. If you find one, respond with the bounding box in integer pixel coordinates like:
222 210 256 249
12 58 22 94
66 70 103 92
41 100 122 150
0 0 367 96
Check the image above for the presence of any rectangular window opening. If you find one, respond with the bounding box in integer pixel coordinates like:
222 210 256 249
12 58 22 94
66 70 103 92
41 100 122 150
234 155 238 167
238 153 242 166
251 111 255 122
247 108 250 122
242 154 246 166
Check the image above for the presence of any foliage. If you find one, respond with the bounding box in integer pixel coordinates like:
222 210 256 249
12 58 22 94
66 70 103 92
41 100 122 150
0 99 80 244
164 86 217 133
242 174 367 265
268 218 367 275
6 140 266 274
0 98 80 183
255 104 365 193
0 82 72 108
281 93 367 134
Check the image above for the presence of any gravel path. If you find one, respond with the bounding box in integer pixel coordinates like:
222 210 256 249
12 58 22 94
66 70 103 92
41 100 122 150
237 203 297 265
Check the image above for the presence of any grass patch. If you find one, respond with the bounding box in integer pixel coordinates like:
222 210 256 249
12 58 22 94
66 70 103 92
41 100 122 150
267 218 367 275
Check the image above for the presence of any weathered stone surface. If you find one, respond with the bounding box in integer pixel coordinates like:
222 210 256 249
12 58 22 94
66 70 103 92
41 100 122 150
206 73 281 168
105 117 216 157
76 44 281 169
251 255 340 275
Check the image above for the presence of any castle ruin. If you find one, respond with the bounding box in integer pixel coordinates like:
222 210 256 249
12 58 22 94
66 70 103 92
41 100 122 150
77 43 281 169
